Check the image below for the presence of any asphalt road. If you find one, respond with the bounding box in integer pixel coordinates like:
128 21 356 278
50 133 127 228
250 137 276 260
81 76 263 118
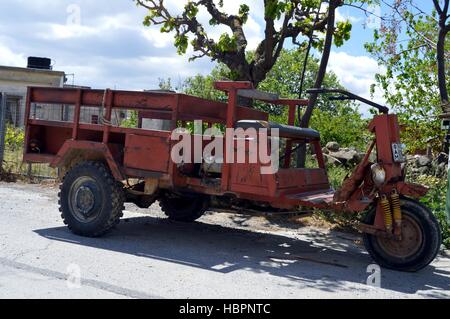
0 182 449 299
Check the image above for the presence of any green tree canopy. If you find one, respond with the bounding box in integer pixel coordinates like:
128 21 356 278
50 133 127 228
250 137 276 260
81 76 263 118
135 0 360 87
365 1 450 152
168 48 367 148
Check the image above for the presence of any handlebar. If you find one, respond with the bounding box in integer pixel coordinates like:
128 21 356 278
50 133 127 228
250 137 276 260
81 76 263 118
306 88 389 114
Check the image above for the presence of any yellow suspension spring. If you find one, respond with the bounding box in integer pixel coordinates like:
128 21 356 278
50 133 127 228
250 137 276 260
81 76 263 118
380 194 393 232
391 189 402 232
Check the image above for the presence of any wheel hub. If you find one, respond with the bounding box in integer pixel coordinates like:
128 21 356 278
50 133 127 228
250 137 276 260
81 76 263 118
74 186 95 217
377 215 423 259
68 176 102 223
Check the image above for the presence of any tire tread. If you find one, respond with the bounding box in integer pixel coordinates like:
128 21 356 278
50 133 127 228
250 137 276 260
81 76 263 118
59 161 125 237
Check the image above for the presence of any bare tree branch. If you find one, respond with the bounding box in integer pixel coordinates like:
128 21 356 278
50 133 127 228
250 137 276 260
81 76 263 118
433 0 450 105
135 0 345 90
381 0 439 50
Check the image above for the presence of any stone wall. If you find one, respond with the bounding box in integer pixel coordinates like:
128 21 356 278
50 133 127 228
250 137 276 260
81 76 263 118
407 153 448 178
322 142 366 167
322 141 448 178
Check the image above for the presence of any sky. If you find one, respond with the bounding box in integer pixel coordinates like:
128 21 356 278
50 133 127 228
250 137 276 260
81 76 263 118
0 1 434 115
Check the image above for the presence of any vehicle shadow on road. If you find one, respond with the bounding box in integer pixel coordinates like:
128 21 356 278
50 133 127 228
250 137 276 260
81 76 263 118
34 215 449 297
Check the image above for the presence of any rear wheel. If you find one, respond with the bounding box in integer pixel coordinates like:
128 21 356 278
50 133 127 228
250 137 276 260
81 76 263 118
59 161 125 237
363 198 442 272
160 193 209 222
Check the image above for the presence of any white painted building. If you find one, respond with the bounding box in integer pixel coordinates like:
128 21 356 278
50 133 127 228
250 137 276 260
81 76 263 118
0 65 65 128
1 62 156 130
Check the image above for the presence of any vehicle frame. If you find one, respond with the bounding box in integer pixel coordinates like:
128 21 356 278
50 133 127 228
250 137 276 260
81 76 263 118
23 81 442 272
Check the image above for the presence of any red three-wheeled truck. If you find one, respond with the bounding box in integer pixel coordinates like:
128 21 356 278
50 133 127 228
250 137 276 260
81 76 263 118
23 81 441 272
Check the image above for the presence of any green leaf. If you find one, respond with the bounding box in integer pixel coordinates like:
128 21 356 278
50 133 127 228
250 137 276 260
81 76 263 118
239 4 250 24
185 2 199 19
334 21 352 47
215 33 238 53
174 34 189 55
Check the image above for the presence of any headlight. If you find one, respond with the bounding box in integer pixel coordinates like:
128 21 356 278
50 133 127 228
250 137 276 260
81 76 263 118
371 163 386 187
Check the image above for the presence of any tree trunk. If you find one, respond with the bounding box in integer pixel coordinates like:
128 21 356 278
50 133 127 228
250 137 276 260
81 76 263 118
300 0 338 128
437 22 449 110
296 0 339 167
235 67 267 107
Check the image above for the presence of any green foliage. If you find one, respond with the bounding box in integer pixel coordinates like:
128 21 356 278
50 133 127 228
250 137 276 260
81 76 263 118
175 34 189 55
185 2 199 19
1 125 25 182
181 49 337 107
136 0 357 86
310 107 368 149
264 0 294 20
252 49 350 114
334 21 352 47
143 10 158 27
158 77 178 91
327 165 352 190
366 9 449 153
5 125 24 151
238 4 250 24
215 33 238 53
121 111 138 129
415 175 450 248
182 66 228 102
176 48 368 149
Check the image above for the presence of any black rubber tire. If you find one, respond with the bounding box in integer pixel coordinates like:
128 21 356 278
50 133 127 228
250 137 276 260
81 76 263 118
363 198 442 272
58 161 125 237
136 195 156 209
159 193 209 222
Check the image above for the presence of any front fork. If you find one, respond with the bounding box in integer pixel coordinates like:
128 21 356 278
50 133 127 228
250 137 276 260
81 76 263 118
378 189 403 239
359 189 403 240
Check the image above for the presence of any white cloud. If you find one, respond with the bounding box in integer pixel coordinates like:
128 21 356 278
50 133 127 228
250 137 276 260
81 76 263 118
0 43 26 67
243 16 262 50
40 23 98 40
141 29 175 49
38 12 138 40
0 0 386 110
328 51 386 116
336 8 363 24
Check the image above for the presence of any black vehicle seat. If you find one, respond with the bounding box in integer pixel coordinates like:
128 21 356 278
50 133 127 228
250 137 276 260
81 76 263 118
235 120 321 140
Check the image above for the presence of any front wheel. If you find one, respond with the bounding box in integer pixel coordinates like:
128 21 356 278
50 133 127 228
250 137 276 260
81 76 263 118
363 198 442 272
59 161 125 237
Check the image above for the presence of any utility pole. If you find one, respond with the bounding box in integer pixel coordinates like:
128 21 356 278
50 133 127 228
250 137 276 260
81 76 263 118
441 115 450 224
0 93 6 172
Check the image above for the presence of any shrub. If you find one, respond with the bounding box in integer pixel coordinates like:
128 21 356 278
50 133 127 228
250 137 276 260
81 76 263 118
4 125 24 151
415 175 450 248
121 111 138 129
327 165 352 190
310 107 369 150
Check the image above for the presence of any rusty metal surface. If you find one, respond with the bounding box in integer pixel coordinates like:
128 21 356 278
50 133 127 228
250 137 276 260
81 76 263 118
124 134 170 173
49 140 125 181
376 215 423 258
22 83 424 222
396 182 429 198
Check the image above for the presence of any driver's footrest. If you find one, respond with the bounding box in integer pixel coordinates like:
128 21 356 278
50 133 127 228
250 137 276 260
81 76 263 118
287 190 335 205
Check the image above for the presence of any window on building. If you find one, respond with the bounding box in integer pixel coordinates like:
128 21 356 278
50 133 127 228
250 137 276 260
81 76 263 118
6 96 22 127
